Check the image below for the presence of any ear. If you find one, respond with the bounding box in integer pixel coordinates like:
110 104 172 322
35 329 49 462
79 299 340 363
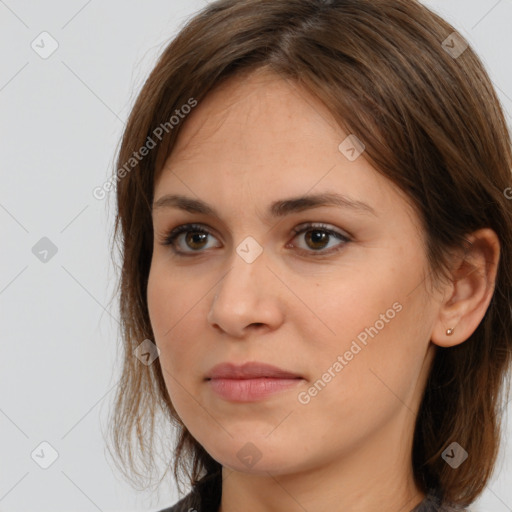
430 228 500 348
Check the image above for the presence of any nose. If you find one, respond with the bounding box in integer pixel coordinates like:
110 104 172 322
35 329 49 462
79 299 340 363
207 249 285 338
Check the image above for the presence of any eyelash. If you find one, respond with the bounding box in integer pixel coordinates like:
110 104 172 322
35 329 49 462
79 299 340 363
160 222 351 257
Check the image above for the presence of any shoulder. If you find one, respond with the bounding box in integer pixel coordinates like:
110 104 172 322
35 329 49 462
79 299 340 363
436 504 470 512
411 488 470 512
154 471 222 512
155 487 200 512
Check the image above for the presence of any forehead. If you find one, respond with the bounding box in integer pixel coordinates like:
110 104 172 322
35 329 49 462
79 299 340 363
154 69 419 232
166 69 332 162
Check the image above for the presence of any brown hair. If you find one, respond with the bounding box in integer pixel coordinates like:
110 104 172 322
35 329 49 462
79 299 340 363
106 0 512 506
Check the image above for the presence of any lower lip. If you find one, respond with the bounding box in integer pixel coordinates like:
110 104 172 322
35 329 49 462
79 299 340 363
207 377 302 402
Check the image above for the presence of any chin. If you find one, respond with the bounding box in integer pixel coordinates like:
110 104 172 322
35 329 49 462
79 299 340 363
202 439 311 477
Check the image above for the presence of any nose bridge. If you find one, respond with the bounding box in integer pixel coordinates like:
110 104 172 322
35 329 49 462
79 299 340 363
216 239 268 307
208 240 282 335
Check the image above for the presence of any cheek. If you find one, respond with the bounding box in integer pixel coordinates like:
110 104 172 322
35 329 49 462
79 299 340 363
147 265 169 338
147 260 190 336
147 264 181 358
147 262 206 373
297 306 429 448
305 250 430 392
313 261 402 339
147 268 197 412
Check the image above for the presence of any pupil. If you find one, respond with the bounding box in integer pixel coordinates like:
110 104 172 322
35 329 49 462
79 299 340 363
188 232 207 248
309 230 327 249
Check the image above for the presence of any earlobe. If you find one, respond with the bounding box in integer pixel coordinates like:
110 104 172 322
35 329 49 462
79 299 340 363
430 228 500 348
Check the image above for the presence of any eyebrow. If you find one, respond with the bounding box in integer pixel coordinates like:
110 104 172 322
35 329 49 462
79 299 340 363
152 192 377 219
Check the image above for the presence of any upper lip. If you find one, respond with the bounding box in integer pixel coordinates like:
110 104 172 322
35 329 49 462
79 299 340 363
206 362 302 380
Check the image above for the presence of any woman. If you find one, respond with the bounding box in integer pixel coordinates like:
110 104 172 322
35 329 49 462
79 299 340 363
106 1 512 511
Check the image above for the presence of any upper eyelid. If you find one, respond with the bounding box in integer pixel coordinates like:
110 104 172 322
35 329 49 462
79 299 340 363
164 221 347 239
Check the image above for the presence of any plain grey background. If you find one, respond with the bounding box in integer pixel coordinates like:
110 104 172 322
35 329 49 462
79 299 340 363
1 1 511 511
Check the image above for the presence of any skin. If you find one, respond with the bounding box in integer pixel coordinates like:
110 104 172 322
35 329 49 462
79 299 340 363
147 67 500 512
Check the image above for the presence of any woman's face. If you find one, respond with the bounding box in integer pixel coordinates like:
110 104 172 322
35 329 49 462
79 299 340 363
148 69 441 476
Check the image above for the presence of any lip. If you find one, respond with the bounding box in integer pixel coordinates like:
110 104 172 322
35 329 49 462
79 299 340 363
208 377 302 402
206 362 303 402
206 361 302 380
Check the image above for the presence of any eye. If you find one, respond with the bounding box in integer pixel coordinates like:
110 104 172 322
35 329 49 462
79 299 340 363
159 222 350 256
288 222 350 256
160 223 220 254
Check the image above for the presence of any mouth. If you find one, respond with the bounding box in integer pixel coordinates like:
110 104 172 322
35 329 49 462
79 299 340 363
206 361 302 380
206 361 303 402
207 376 303 402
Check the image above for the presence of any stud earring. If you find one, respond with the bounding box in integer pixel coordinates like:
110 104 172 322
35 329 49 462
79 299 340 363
446 327 455 336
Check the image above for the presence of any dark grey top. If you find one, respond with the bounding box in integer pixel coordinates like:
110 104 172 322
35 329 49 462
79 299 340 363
156 471 469 512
